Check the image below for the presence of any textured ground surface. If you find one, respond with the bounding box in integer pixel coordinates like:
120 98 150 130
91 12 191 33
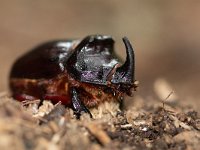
0 85 199 150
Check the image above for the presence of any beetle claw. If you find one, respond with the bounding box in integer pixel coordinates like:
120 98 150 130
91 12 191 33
71 87 92 119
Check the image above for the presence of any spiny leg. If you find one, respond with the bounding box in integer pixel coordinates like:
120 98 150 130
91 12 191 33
71 87 92 118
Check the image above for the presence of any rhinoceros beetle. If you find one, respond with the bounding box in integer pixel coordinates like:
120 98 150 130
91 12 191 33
9 35 137 118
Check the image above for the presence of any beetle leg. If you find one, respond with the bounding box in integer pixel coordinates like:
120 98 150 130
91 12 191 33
13 93 37 101
71 87 92 118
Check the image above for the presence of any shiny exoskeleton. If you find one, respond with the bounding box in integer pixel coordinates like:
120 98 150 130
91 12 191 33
9 35 137 117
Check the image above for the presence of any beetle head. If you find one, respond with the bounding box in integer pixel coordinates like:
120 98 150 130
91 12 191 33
67 35 136 96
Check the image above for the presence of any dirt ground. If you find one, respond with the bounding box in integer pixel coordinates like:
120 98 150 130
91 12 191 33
0 90 199 150
0 1 200 149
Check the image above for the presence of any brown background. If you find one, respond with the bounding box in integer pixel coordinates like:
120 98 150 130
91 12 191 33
0 0 200 107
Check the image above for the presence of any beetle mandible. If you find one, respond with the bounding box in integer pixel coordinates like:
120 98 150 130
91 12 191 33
9 35 137 117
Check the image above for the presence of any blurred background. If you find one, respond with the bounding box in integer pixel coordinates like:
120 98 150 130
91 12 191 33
0 0 200 107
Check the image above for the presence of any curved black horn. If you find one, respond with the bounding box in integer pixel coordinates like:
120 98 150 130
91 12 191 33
111 37 135 84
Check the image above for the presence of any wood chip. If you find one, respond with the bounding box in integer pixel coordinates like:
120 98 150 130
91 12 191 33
86 123 111 146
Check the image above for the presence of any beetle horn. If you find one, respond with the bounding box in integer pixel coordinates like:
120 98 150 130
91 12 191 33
111 37 135 84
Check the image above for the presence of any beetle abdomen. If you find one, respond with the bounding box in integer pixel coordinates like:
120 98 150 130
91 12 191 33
10 40 79 79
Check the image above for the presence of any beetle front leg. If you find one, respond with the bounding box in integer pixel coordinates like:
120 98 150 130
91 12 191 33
71 87 92 118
